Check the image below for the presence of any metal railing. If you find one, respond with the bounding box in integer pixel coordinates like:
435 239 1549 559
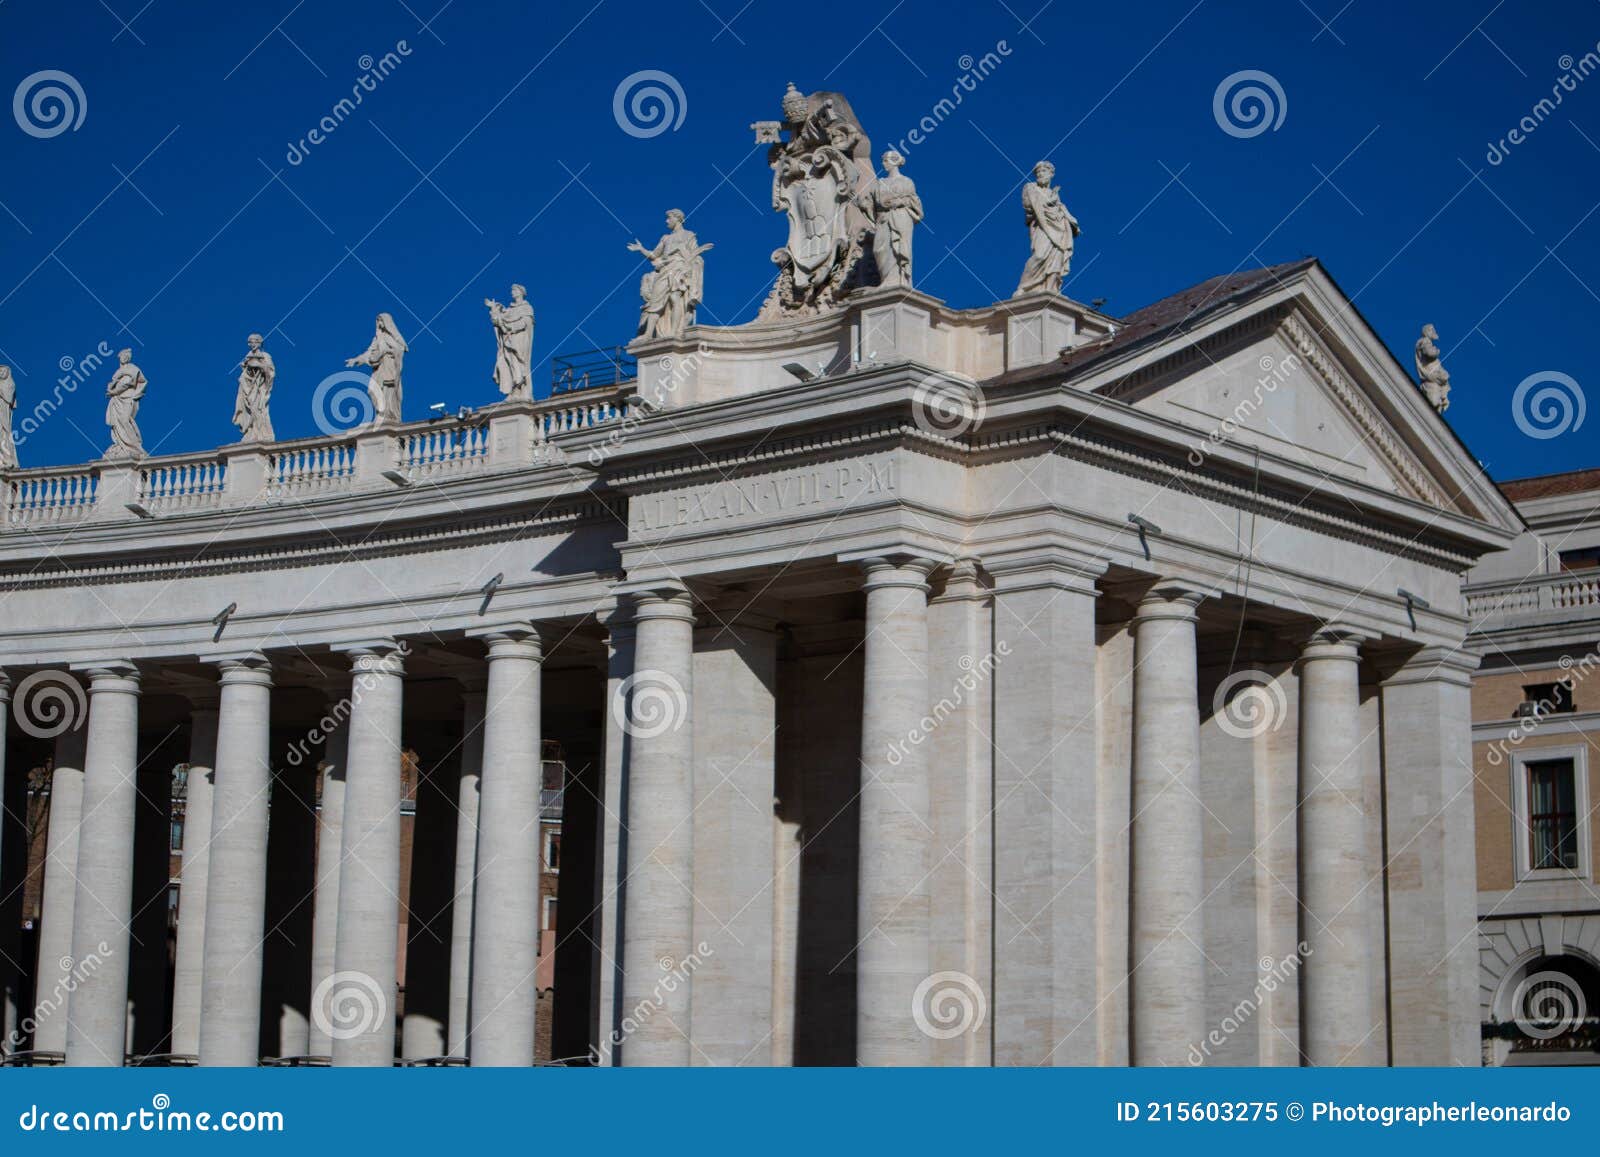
551 346 636 394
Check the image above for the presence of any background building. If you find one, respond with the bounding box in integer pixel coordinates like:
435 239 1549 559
1467 468 1600 1065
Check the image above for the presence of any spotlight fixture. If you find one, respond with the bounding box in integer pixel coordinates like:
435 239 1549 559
478 572 504 616
125 502 154 519
381 469 411 488
211 601 237 643
782 362 816 382
1127 513 1161 561
429 402 448 417
1397 587 1430 631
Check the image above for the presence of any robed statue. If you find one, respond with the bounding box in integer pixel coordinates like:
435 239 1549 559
1414 324 1451 413
0 365 17 469
629 209 712 340
863 149 923 289
486 284 535 399
1014 160 1079 296
233 332 276 442
346 312 408 425
104 348 147 460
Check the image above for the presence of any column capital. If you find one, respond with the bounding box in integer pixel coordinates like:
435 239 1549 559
1132 579 1209 622
72 660 141 693
215 651 274 687
0 667 11 700
334 638 408 676
1299 622 1376 664
986 545 1105 596
632 585 696 624
469 621 543 663
858 554 937 593
1378 643 1479 688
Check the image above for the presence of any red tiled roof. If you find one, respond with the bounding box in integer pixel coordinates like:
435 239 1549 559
1498 468 1600 501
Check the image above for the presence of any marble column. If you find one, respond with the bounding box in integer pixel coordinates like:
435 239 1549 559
0 672 8 1054
306 694 349 1059
926 560 994 1067
401 735 454 1062
1129 584 1206 1066
595 615 635 1064
64 662 140 1067
856 556 935 1066
446 683 485 1059
330 644 405 1067
32 720 87 1055
1298 624 1378 1066
619 586 696 1066
466 625 543 1066
990 552 1101 1064
689 609 777 1066
199 655 273 1067
169 698 219 1058
1380 645 1480 1066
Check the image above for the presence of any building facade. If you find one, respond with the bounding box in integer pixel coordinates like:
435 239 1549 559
0 89 1525 1068
1466 470 1600 1065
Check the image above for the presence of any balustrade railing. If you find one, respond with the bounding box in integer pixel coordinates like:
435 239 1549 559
401 422 488 480
1466 571 1600 625
5 466 98 527
267 439 356 500
2 388 632 528
140 455 227 514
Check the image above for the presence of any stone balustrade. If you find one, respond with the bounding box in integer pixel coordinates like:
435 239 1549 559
1466 571 1600 626
0 385 631 528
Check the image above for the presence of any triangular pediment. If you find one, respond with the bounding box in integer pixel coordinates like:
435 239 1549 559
1088 262 1520 534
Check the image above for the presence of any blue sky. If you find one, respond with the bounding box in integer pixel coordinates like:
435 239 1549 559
1 0 1597 480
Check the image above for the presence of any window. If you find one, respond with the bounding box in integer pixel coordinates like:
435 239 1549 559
1511 746 1590 880
542 896 558 932
1521 681 1574 715
542 829 561 874
1528 760 1579 870
1559 546 1600 571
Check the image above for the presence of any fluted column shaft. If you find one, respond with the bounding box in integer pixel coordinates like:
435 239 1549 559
1298 626 1376 1065
857 557 934 1066
169 702 218 1057
1130 586 1206 1065
64 663 140 1067
330 646 405 1067
447 687 485 1059
619 587 696 1065
199 657 273 1066
33 722 87 1054
306 698 349 1058
467 628 543 1065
